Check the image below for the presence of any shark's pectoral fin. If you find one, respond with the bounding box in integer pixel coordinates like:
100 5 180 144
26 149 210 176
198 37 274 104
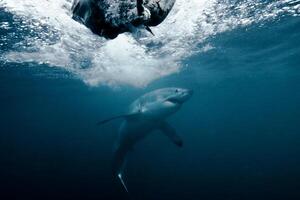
159 121 183 147
97 113 140 125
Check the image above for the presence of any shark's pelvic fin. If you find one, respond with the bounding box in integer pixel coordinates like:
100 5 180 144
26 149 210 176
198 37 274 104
159 121 183 147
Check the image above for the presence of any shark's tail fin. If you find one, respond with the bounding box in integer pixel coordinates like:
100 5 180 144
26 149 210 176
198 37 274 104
113 146 131 196
118 173 129 194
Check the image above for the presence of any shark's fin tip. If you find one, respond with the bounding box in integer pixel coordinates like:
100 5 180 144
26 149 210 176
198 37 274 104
118 173 129 194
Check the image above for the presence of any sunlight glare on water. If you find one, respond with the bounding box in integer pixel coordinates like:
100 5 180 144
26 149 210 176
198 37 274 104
0 0 299 87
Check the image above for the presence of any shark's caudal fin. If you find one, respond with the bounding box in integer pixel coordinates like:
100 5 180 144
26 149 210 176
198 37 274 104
112 144 131 195
118 173 129 194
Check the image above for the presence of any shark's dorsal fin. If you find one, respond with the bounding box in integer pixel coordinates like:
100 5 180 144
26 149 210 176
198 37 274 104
97 113 139 125
159 121 183 147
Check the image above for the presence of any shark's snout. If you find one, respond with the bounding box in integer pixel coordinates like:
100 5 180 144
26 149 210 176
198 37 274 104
187 89 193 96
181 89 193 102
167 88 193 104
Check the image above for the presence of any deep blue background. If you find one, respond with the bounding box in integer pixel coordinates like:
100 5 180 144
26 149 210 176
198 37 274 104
1 9 300 200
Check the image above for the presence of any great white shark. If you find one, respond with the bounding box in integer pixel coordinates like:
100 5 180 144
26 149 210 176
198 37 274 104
98 87 193 193
71 0 176 39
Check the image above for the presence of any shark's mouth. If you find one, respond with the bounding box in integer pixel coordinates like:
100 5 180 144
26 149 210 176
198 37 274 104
166 97 183 104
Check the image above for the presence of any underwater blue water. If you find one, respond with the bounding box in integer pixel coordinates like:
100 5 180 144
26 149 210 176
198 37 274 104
1 0 300 199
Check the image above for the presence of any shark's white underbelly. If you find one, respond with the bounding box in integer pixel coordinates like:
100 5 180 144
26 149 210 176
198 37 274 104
117 119 157 146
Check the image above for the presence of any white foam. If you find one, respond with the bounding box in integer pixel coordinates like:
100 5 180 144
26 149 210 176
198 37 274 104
1 0 299 87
